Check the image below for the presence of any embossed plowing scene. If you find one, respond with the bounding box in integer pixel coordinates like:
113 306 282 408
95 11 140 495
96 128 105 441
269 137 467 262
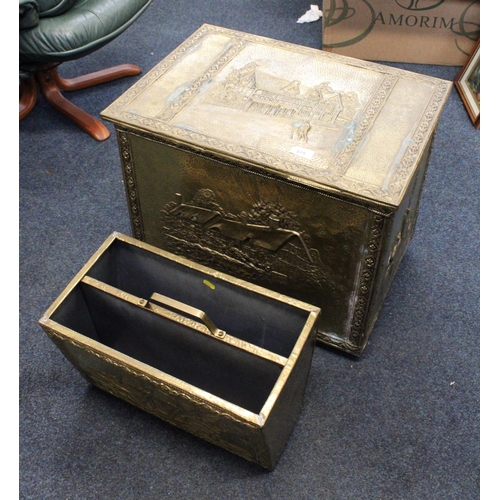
161 189 336 294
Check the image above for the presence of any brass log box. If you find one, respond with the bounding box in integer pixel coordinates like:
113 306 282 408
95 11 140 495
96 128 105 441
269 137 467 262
39 232 320 469
101 24 451 356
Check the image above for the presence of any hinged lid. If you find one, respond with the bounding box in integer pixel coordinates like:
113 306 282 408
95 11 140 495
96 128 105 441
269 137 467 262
101 24 451 207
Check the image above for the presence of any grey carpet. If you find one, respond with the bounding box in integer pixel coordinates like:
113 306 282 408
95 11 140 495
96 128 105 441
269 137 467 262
19 1 480 498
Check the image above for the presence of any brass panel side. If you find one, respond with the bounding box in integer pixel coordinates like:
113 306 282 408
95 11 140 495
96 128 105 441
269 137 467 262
120 129 390 353
40 322 273 467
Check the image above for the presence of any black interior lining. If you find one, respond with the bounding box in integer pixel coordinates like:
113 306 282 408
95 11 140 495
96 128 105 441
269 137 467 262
85 239 308 357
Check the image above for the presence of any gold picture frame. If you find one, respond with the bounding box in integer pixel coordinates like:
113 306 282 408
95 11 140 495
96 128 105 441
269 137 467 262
455 39 480 129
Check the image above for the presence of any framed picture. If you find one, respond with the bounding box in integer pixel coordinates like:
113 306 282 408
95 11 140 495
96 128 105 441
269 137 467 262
455 39 480 129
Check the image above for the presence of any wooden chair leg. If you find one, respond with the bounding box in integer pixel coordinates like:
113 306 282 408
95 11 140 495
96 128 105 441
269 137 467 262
19 76 38 121
23 63 142 141
53 64 142 91
36 67 110 141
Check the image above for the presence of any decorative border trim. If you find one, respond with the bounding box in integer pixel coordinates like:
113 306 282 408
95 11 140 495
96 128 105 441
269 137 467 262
349 213 385 346
386 81 450 200
156 39 248 121
314 213 384 356
327 74 398 176
117 131 145 240
316 80 450 204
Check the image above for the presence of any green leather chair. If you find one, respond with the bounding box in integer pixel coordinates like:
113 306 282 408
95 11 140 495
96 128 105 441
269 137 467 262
19 0 151 141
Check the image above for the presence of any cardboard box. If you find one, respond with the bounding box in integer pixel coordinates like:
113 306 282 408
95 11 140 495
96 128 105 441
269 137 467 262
322 0 480 65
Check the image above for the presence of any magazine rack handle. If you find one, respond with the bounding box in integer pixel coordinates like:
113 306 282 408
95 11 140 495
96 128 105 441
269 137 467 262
147 292 226 339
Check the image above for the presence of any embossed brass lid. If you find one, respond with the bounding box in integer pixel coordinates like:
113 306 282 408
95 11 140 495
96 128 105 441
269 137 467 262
101 24 451 207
